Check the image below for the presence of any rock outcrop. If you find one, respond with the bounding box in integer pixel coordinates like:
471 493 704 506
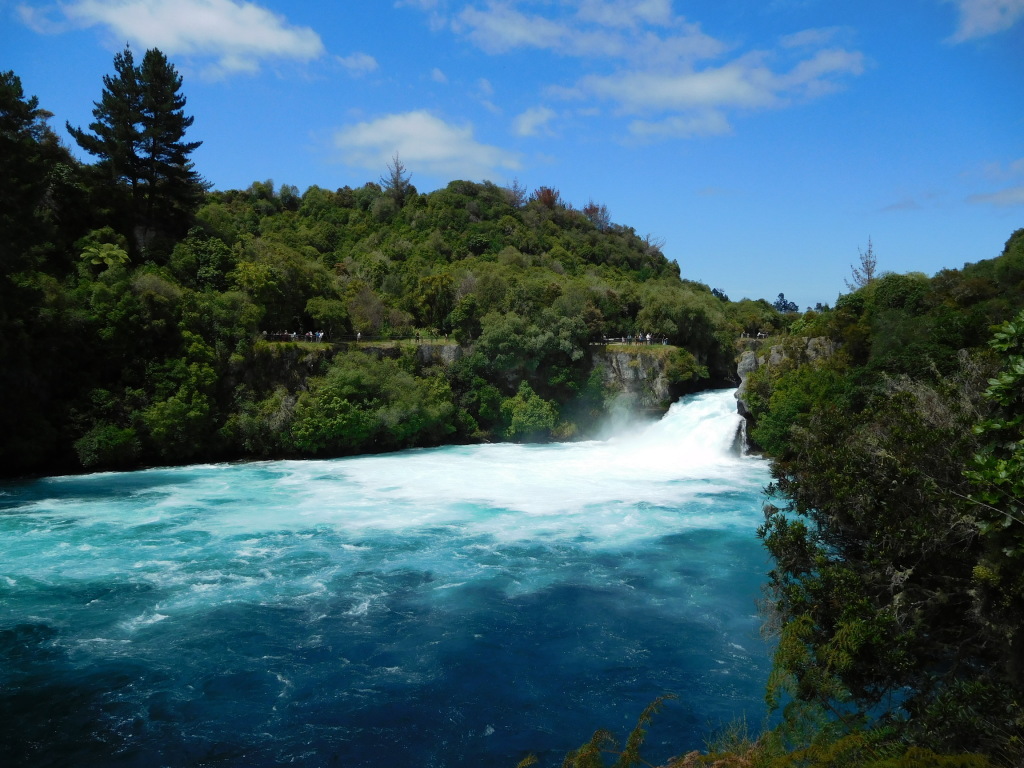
734 336 837 433
415 343 463 367
735 348 759 419
591 348 674 411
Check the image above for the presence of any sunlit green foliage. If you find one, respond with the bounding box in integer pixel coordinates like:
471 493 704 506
552 696 675 768
287 353 456 455
965 309 1024 719
500 381 559 440
533 699 995 767
81 241 130 269
6 130 759 474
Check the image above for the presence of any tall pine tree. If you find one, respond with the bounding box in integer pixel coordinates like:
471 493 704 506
67 47 143 223
68 46 205 255
138 49 204 242
1 70 59 265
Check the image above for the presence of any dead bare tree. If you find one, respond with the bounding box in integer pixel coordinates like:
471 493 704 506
846 237 878 290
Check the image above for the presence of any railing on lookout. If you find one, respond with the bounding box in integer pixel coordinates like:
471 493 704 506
260 331 453 344
260 332 672 346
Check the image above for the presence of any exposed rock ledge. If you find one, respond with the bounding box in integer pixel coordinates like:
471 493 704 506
591 348 674 412
735 336 837 421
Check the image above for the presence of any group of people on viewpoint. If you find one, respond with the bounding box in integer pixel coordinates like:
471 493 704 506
608 333 668 345
262 329 667 345
263 330 326 343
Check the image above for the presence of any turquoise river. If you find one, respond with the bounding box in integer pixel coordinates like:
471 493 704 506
0 388 773 767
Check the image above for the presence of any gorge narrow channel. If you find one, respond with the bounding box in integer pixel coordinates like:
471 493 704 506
0 388 773 767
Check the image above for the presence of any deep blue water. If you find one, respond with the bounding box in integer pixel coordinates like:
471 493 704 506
0 389 773 767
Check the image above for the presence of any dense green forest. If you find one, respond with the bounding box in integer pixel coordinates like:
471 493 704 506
4 48 1023 768
0 52 790 479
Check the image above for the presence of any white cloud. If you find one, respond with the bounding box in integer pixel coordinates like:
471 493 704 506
575 60 776 112
431 67 448 83
629 110 732 139
513 105 557 136
16 5 72 34
410 2 865 143
571 48 863 113
453 1 721 62
776 48 866 97
968 185 1024 207
334 110 521 181
970 156 1024 181
575 0 674 28
995 157 1024 177
633 28 728 66
50 0 324 75
476 79 501 113
455 3 566 53
779 27 841 49
880 197 922 212
338 52 378 76
944 0 1024 41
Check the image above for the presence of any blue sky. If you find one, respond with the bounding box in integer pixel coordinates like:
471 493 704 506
4 0 1023 308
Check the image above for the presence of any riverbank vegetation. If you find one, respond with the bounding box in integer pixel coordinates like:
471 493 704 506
724 228 1024 767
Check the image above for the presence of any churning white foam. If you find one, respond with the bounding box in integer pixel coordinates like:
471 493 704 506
274 388 765 543
2 390 768 570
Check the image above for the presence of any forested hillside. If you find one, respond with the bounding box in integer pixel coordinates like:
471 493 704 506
0 57 786 478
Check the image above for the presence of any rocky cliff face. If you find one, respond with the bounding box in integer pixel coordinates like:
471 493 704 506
239 341 337 392
735 347 759 420
415 343 463 367
734 336 837 424
590 348 676 412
